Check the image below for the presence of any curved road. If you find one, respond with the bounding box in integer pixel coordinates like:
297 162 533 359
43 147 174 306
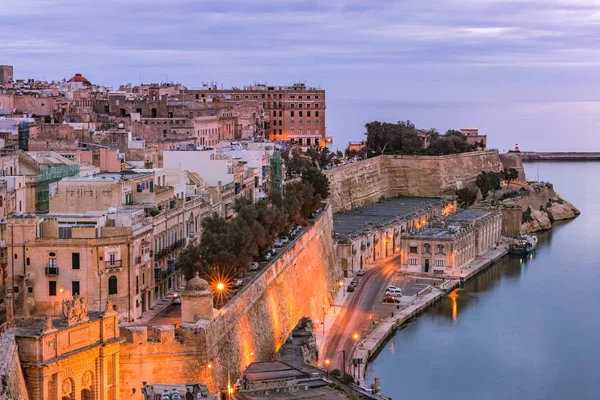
323 257 400 375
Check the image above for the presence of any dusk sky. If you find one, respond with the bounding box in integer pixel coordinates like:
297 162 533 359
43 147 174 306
2 0 600 150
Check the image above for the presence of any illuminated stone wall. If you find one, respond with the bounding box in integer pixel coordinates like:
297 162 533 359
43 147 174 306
119 206 341 397
0 333 28 400
325 151 506 212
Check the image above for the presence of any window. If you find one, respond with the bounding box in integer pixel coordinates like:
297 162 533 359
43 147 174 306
72 281 80 296
315 103 320 109
307 120 311 126
409 258 418 265
291 129 295 135
291 111 294 117
108 276 118 295
424 244 431 254
435 259 445 267
291 103 295 108
307 95 311 100
48 257 57 268
409 245 418 253
307 111 311 117
315 129 319 135
279 111 282 117
299 120 303 126
279 120 282 126
109 253 116 266
299 111 303 117
279 129 282 134
316 111 320 117
306 103 311 108
315 120 319 126
436 244 445 254
307 129 311 135
72 253 80 270
26 257 30 266
49 281 57 296
290 120 295 126
298 103 303 108
136 276 139 294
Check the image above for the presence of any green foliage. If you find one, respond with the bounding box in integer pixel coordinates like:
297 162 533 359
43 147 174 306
503 168 519 183
341 373 355 384
455 188 477 209
305 145 334 169
522 206 533 223
365 121 475 156
475 171 503 199
283 147 310 178
149 209 160 217
302 167 330 200
330 369 342 378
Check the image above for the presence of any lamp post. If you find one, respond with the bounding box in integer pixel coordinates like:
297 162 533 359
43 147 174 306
324 358 330 378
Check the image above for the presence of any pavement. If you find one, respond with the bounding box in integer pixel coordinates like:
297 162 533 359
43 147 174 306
119 287 183 328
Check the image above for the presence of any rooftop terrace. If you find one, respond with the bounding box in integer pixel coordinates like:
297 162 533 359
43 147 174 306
333 197 448 239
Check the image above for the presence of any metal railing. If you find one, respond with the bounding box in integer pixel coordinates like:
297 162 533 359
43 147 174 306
45 267 59 276
105 260 122 269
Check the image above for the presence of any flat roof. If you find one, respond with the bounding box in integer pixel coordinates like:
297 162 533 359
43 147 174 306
333 197 448 239
445 209 488 222
407 226 458 240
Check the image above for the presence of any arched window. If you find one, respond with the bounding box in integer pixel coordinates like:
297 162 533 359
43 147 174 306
424 243 431 254
437 244 445 254
108 276 118 295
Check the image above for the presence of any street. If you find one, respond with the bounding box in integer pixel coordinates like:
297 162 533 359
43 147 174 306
323 256 400 378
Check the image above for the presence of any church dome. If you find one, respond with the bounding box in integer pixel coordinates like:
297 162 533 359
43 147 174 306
68 73 91 85
184 272 209 292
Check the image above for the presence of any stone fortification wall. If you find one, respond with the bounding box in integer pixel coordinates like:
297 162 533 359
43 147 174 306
0 333 29 400
499 153 526 181
326 151 504 212
119 206 341 397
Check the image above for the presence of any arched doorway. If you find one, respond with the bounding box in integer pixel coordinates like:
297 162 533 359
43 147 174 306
81 370 93 400
61 378 74 400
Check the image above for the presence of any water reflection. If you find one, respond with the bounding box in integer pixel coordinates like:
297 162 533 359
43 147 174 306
447 289 459 323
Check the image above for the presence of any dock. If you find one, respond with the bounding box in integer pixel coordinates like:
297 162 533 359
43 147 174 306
518 152 600 161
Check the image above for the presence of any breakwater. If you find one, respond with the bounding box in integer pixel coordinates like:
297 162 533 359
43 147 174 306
519 152 600 161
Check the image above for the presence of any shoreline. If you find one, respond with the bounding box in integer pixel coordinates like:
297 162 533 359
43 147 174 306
352 241 511 391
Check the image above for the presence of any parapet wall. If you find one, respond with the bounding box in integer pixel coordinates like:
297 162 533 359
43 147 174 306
0 333 29 400
119 206 341 397
325 151 507 212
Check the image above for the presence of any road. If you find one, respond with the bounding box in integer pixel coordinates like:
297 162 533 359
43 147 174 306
147 303 181 327
323 256 400 377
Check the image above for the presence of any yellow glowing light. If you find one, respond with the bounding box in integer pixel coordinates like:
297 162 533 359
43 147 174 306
250 352 254 356
352 333 360 341
338 280 343 287
422 219 426 224
59 288 64 293
325 359 330 365
216 282 225 291
207 363 212 369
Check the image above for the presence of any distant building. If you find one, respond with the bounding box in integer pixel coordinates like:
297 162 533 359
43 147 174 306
460 127 487 150
0 65 14 86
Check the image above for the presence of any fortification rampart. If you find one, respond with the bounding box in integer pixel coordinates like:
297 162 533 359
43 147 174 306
325 151 506 212
119 206 341 397
0 333 28 400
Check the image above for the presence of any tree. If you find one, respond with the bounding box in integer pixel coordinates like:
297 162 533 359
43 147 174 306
503 168 519 185
301 167 330 200
455 188 477 209
305 145 333 169
283 182 321 226
475 171 503 199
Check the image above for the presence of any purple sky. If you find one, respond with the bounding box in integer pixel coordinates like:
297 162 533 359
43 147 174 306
2 0 600 150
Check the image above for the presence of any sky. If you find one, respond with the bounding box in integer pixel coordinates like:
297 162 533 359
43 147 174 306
2 0 600 150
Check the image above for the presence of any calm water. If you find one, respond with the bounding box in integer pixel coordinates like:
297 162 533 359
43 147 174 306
366 162 600 400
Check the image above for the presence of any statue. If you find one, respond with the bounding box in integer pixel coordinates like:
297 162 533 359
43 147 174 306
103 300 117 317
62 295 89 325
42 316 56 334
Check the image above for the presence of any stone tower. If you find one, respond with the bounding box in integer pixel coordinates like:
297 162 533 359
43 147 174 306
181 272 214 323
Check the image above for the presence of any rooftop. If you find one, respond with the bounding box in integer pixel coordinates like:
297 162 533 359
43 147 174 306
333 197 449 239
444 209 489 222
407 226 462 240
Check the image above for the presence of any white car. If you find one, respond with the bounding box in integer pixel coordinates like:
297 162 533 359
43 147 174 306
171 293 181 304
385 289 402 297
357 270 366 276
274 239 283 247
387 285 400 292
264 253 272 261
250 262 261 271
281 236 290 244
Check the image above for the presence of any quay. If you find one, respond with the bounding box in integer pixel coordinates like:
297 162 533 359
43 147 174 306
518 152 600 161
351 241 510 389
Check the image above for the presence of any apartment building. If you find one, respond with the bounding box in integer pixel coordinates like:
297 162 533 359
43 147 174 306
183 83 327 146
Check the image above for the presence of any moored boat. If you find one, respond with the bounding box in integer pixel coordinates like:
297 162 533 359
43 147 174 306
509 234 538 255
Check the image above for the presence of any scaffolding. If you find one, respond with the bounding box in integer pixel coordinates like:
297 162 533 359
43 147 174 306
35 164 80 213
270 151 282 193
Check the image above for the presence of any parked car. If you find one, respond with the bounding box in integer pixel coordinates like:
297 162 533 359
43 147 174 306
281 236 290 244
347 285 355 292
382 296 401 303
171 293 181 304
387 285 400 292
274 239 283 247
357 269 365 276
269 248 277 255
385 289 402 297
233 279 244 288
350 279 359 287
250 262 261 271
264 253 272 261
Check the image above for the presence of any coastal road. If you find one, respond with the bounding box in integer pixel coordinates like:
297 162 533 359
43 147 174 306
323 257 400 376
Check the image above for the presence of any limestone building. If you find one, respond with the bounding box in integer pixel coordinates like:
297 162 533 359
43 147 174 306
0 65 13 86
401 209 502 273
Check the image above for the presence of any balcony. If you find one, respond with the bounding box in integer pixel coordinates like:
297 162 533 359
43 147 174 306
105 260 122 269
45 267 59 276
135 256 142 265
153 239 187 261
154 268 162 283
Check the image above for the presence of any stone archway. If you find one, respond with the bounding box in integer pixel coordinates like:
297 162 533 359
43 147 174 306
81 370 93 400
61 378 74 400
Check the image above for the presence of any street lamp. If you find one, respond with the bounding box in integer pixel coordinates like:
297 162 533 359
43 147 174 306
216 282 225 292
352 333 360 341
324 358 330 377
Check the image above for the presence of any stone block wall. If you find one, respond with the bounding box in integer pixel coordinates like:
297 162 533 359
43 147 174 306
325 152 505 212
119 206 341 397
0 333 29 400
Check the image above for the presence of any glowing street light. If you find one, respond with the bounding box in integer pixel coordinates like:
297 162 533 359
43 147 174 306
352 333 360 341
216 282 225 292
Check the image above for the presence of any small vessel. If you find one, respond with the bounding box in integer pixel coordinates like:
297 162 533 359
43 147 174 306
509 234 538 255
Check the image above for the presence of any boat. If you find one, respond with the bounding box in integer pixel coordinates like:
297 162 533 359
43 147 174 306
509 234 538 255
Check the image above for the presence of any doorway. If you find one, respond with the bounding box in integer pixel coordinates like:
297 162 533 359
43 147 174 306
424 259 430 273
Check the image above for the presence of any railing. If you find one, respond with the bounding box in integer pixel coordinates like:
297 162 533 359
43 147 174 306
154 268 162 283
105 260 122 269
45 267 59 276
153 239 186 261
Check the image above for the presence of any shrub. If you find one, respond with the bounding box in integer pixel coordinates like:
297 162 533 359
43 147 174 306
341 373 355 384
149 209 160 217
522 206 533 223
330 369 342 378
